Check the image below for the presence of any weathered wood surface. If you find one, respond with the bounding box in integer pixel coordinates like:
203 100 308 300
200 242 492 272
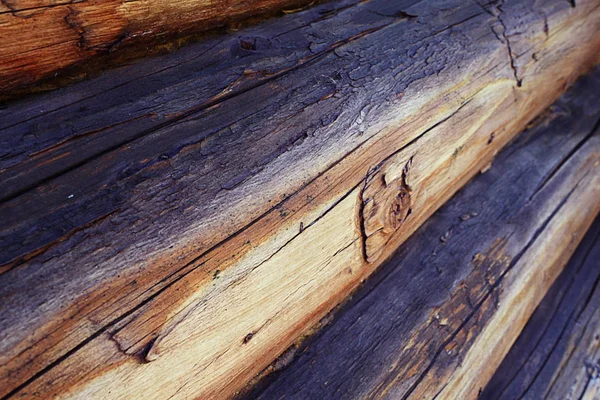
241 67 600 400
482 218 600 399
1 0 599 398
0 0 316 97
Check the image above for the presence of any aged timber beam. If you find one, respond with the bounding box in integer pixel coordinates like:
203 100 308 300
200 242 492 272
0 0 316 97
0 0 599 398
482 218 600 400
242 67 600 400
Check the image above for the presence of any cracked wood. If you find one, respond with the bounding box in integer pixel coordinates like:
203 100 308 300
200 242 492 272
1 0 600 399
243 66 600 400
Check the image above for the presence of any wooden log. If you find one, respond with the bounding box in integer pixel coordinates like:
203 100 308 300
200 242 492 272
482 218 600 399
0 0 599 398
0 0 315 97
242 66 600 400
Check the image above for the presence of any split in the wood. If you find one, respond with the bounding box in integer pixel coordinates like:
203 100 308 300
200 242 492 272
0 0 599 399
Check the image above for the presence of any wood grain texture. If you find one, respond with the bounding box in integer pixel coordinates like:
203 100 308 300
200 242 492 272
243 66 600 400
0 0 316 96
482 218 600 400
1 0 599 398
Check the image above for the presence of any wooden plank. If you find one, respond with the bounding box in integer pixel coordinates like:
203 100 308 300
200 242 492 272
241 66 600 400
481 219 600 399
0 0 599 398
0 0 316 96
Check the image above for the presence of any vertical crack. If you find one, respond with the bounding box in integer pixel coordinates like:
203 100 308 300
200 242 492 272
496 3 522 87
63 6 89 50
477 0 523 87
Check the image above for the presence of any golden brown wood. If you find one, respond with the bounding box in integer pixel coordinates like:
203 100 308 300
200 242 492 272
436 173 600 399
246 68 600 400
0 0 314 95
1 0 599 399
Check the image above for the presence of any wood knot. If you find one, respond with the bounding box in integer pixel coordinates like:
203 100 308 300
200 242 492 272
382 185 411 233
360 157 413 263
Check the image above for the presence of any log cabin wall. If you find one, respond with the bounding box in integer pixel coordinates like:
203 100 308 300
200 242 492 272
241 68 600 399
483 217 600 399
0 0 599 399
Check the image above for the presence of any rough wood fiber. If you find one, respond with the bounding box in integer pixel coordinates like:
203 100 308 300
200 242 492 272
0 0 316 96
482 218 600 400
243 67 600 400
0 0 599 398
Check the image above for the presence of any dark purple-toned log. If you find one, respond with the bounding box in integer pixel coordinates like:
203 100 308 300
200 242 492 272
1 0 599 398
242 67 600 400
481 216 600 399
